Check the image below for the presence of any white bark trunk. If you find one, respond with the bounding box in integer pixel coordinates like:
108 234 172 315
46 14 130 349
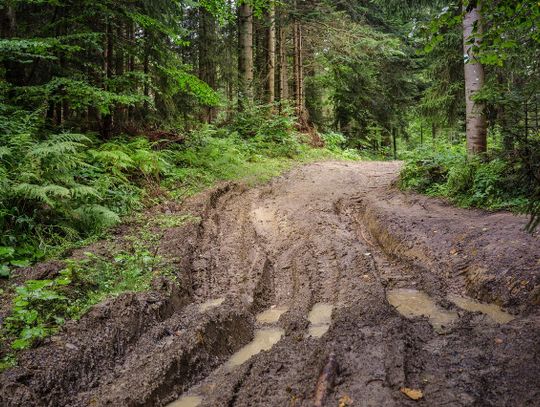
463 2 487 155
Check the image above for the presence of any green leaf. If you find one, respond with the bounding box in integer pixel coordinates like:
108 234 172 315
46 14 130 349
10 260 31 268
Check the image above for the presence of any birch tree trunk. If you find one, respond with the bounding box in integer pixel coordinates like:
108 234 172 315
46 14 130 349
463 1 487 155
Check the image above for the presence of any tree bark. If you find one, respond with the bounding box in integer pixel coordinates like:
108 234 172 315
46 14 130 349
267 2 276 104
278 16 288 104
101 19 114 139
199 8 218 122
238 3 254 106
292 3 307 125
463 1 487 155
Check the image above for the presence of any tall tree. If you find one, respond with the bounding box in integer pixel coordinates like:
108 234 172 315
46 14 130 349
463 1 487 155
292 0 307 125
266 1 276 104
199 7 218 122
238 3 254 105
278 10 289 104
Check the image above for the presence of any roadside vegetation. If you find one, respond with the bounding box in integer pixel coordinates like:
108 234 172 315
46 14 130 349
399 135 539 230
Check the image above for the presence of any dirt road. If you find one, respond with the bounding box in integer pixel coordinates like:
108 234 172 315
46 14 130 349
2 161 539 406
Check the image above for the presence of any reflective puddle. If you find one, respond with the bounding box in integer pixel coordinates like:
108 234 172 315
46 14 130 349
387 289 458 331
448 294 514 324
225 328 284 369
199 298 225 312
166 395 202 407
256 306 289 324
307 303 333 338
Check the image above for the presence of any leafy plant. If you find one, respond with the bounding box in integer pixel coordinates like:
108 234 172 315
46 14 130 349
3 273 72 350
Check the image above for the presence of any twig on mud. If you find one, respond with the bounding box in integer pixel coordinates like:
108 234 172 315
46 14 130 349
313 352 339 407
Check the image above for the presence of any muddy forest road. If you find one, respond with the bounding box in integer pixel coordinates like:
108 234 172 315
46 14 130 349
2 161 540 407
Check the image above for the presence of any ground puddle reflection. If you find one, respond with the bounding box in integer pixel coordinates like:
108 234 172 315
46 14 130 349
448 294 514 324
256 306 288 324
387 289 457 332
307 303 333 338
225 328 284 369
199 298 225 312
167 395 202 407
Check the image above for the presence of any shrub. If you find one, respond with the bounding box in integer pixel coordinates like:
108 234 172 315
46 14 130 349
399 141 534 213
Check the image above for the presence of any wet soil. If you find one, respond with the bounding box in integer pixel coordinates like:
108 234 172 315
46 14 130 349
1 161 539 406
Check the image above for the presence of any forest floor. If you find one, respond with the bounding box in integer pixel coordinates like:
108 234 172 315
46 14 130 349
1 161 539 407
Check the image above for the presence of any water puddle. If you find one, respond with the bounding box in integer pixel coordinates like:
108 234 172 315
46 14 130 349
225 328 284 369
307 303 333 338
387 289 457 332
448 294 514 324
256 306 289 324
167 395 202 407
199 298 225 312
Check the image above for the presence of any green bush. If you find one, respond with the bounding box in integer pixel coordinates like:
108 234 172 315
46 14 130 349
399 141 534 212
229 104 301 158
2 232 166 351
0 106 168 273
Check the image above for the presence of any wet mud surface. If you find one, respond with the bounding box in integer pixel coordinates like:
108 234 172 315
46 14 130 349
1 161 539 406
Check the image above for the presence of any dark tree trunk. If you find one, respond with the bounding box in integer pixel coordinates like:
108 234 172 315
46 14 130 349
198 8 218 122
238 3 254 106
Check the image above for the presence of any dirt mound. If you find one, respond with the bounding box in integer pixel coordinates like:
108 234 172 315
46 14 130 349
1 161 539 406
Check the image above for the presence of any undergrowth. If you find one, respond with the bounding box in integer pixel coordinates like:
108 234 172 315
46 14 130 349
0 104 357 277
0 104 359 367
399 139 539 225
1 229 172 355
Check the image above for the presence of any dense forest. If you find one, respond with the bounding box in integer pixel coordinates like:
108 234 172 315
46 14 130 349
1 1 540 401
0 1 539 276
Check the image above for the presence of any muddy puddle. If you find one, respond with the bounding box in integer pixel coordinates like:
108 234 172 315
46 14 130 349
448 293 514 324
167 395 202 407
226 328 284 369
307 303 333 338
199 298 225 312
387 289 457 332
256 306 289 324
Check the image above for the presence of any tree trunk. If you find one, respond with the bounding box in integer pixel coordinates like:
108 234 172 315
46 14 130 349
267 2 276 104
278 17 288 105
101 19 114 139
292 5 307 125
199 8 218 122
463 1 487 155
238 3 254 106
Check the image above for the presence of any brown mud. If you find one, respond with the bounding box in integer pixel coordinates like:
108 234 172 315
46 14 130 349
1 161 539 406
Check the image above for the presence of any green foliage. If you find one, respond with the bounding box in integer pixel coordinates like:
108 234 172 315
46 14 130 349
2 234 167 351
229 104 301 158
4 272 72 350
0 106 171 273
400 141 534 213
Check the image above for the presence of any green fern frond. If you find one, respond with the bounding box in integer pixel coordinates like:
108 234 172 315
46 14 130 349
72 204 120 231
70 185 101 200
0 146 11 159
13 183 71 206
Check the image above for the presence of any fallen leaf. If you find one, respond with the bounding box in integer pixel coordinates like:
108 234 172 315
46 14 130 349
338 395 353 407
400 387 423 401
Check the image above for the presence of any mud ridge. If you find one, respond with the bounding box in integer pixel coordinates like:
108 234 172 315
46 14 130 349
1 162 539 407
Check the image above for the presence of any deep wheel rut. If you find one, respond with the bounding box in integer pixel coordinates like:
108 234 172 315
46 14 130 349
1 161 539 407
